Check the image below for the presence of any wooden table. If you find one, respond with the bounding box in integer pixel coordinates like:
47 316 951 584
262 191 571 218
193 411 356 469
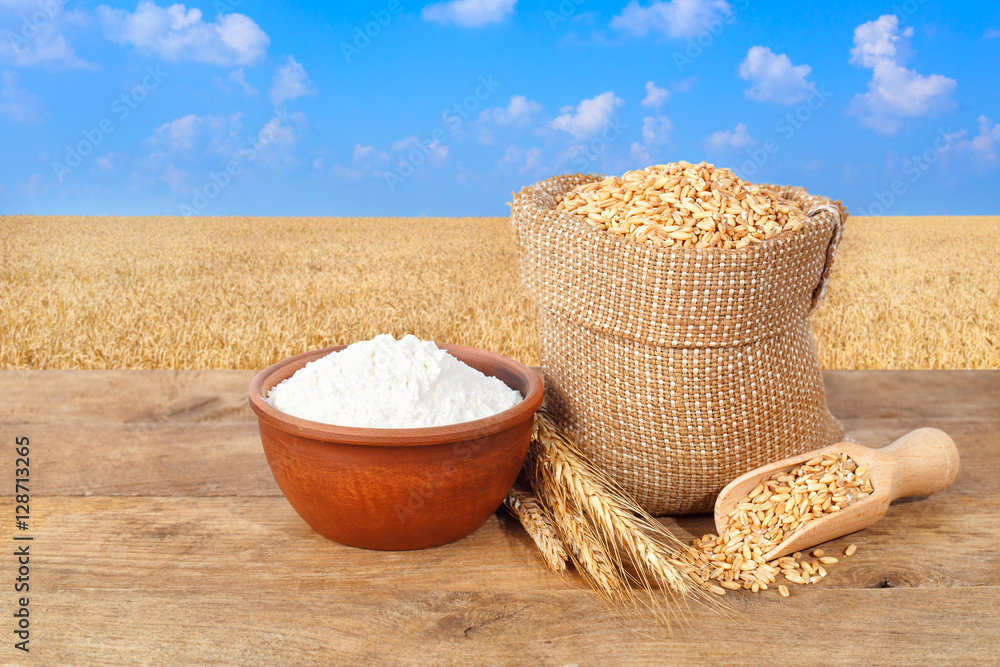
1 370 998 665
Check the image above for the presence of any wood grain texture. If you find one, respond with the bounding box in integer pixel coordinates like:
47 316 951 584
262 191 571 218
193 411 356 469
0 369 998 665
3 497 999 666
823 370 1000 420
1 419 996 499
4 369 998 425
22 587 1000 666
0 369 255 424
11 495 999 591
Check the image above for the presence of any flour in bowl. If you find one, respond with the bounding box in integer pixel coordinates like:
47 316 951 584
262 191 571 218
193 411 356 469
264 334 523 428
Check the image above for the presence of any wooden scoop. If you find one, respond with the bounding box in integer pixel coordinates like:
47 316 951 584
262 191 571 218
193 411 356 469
714 428 960 561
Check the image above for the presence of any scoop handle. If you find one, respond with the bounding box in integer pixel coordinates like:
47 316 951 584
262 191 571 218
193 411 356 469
881 428 960 502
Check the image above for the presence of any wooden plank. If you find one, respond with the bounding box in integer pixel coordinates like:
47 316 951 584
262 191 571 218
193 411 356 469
9 496 1000 593
0 423 278 496
823 370 1000 420
7 496 999 665
2 370 998 425
1 421 995 498
24 587 1000 666
0 367 995 665
0 370 256 424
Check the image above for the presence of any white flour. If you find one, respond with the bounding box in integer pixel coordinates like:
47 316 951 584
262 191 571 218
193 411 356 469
264 334 523 428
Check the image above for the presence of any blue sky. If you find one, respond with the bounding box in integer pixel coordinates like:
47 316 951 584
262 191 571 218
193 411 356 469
1 0 997 217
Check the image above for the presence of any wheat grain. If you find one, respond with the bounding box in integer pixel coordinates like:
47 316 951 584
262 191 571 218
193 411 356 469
556 161 812 249
676 451 872 596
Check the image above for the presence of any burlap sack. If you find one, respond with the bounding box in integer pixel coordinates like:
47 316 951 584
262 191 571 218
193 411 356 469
511 173 847 515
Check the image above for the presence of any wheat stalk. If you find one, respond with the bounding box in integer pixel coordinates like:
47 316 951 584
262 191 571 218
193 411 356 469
528 460 631 606
510 411 719 622
502 486 568 572
531 413 691 595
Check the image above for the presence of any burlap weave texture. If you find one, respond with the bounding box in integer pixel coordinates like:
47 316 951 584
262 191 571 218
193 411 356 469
511 173 846 514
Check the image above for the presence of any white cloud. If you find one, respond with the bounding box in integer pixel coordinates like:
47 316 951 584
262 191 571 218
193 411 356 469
986 28 1000 39
499 145 544 173
673 77 698 92
850 15 912 68
0 70 45 122
144 112 245 157
707 122 754 150
147 114 203 153
351 143 389 164
25 173 43 197
159 162 188 193
476 94 543 143
641 115 673 144
641 81 669 108
520 146 543 173
739 46 814 105
96 152 126 172
392 135 450 163
629 112 672 165
205 112 245 155
611 0 732 38
270 55 315 107
951 115 1000 168
550 91 624 140
328 143 388 181
245 112 303 166
849 15 957 135
0 6 94 69
97 1 269 65
851 63 957 134
422 0 517 27
229 68 258 96
968 116 1000 163
427 140 450 162
630 142 652 164
331 163 366 181
499 145 522 167
391 135 418 152
479 95 542 126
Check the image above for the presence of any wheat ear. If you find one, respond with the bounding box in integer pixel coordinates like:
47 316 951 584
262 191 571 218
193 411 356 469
503 486 569 572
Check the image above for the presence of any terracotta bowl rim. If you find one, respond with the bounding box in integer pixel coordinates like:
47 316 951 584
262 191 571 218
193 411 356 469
248 342 544 447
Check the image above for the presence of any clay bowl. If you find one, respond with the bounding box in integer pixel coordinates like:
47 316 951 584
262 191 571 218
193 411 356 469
248 343 544 551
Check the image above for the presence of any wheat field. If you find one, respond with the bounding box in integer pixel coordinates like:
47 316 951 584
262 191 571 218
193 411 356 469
1 215 997 370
